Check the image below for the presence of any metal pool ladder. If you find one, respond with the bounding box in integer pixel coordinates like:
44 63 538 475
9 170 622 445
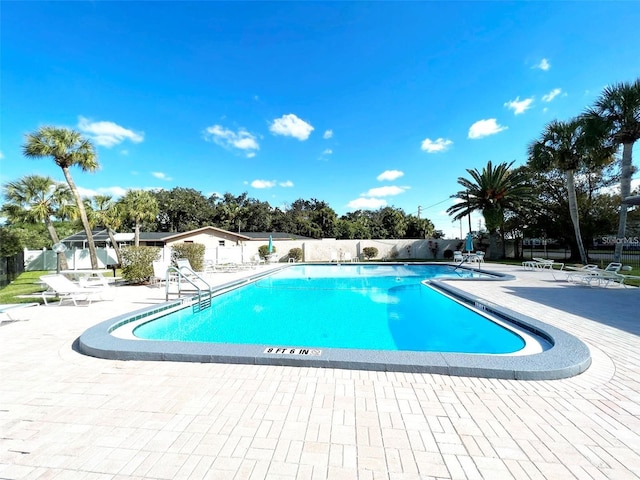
165 265 213 312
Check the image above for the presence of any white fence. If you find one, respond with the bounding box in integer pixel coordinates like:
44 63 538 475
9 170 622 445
24 247 119 271
24 238 466 271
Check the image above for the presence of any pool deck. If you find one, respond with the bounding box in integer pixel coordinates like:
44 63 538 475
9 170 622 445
1 263 639 479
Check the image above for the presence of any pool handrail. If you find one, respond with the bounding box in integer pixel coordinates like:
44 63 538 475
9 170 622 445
165 265 213 309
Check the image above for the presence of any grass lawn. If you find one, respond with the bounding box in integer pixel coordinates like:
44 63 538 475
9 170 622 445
0 271 49 304
0 269 125 305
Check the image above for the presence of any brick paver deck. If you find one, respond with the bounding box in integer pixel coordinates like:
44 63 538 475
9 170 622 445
1 264 639 479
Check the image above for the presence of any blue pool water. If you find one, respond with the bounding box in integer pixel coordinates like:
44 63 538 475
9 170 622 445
133 264 525 354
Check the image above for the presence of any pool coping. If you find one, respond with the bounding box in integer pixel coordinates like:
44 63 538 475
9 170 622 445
77 263 591 380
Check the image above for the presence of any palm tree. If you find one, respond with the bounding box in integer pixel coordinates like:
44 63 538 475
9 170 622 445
528 118 615 264
447 160 530 260
119 190 159 246
86 195 124 265
2 175 76 270
22 127 100 269
585 78 640 262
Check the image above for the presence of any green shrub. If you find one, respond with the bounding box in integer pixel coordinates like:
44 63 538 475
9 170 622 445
362 247 378 260
171 243 205 271
288 247 303 262
121 246 160 284
258 245 276 260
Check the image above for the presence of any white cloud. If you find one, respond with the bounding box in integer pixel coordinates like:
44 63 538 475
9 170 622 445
322 148 333 155
347 197 388 210
420 137 453 153
78 116 144 147
504 97 534 115
152 172 172 181
542 88 562 102
251 179 276 189
279 180 294 187
323 129 333 139
77 186 128 198
269 114 314 140
468 119 508 139
535 58 551 71
377 170 404 181
204 124 259 157
364 185 409 197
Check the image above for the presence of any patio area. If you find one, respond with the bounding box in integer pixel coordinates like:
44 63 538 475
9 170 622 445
1 264 639 479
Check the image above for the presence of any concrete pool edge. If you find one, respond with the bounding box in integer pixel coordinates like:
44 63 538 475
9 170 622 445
77 269 591 380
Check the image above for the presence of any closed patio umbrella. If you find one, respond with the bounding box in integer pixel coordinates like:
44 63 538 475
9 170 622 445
268 235 273 253
465 232 474 253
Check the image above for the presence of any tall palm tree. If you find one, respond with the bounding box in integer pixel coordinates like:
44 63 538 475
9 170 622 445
528 118 615 264
86 195 124 265
119 190 159 246
2 175 76 270
22 127 100 268
585 78 640 262
447 160 530 260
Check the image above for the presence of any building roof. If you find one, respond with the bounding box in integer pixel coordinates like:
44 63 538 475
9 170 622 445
239 231 311 240
159 226 252 242
623 195 640 206
63 226 255 244
62 229 112 242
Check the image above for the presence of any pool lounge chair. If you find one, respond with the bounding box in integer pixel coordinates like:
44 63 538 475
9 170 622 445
39 274 111 306
523 258 563 271
566 263 624 287
152 260 173 287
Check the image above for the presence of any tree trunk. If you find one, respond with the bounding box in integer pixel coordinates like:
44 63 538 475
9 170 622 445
107 228 123 264
614 142 633 262
566 170 588 264
44 216 68 270
134 221 140 247
62 167 99 269
488 231 499 260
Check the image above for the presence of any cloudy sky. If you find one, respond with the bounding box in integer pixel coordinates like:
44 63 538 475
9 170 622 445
2 1 639 237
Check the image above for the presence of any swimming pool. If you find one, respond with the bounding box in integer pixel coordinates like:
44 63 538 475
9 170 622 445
133 264 526 354
79 263 592 379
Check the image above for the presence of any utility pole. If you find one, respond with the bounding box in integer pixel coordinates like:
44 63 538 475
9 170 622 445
417 206 421 219
466 191 472 235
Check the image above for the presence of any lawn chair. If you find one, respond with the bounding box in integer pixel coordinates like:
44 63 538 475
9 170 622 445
39 274 111 306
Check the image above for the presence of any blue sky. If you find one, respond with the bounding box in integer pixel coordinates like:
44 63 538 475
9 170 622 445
2 1 639 238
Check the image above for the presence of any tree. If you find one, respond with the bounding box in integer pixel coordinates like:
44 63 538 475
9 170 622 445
22 127 100 268
2 175 75 270
119 190 159 246
153 187 214 232
86 195 124 265
405 215 435 239
521 166 618 260
585 78 640 261
447 161 530 260
527 118 614 264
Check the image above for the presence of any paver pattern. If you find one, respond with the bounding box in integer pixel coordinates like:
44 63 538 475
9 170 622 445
1 264 639 479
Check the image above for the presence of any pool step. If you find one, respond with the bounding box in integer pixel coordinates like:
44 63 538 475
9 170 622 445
192 296 211 313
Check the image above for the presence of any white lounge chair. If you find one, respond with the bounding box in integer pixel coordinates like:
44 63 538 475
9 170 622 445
343 252 355 262
566 263 623 286
152 260 171 287
40 274 111 306
453 251 464 262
